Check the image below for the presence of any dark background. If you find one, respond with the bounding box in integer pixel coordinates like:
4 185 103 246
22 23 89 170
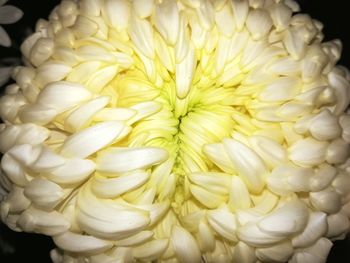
0 0 350 262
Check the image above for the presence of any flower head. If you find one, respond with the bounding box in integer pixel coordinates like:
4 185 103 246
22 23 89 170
1 0 350 262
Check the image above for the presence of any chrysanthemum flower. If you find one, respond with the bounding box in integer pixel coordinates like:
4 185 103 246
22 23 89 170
1 0 350 262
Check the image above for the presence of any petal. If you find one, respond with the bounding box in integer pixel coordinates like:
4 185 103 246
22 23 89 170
96 147 168 174
207 208 238 241
0 26 10 47
53 231 113 254
24 178 64 209
0 5 23 24
60 121 130 158
132 239 169 261
46 158 96 185
77 186 150 240
37 81 92 113
17 206 70 236
171 225 201 263
223 138 267 193
91 170 150 198
258 201 309 236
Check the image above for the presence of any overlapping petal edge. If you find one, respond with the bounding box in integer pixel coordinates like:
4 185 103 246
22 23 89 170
0 0 350 262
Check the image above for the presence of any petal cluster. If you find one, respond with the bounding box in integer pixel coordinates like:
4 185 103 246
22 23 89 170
1 0 350 262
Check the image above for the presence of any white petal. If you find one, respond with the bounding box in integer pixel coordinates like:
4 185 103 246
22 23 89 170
46 158 96 184
289 138 328 167
30 146 66 172
91 170 150 198
215 3 235 37
197 220 215 252
7 144 41 166
237 222 285 247
189 184 226 209
233 241 257 263
171 225 201 263
292 212 327 248
72 15 98 39
256 241 293 262
326 213 350 238
223 138 267 193
53 231 113 254
203 143 236 174
94 107 136 122
0 26 10 47
246 9 272 40
0 5 23 24
154 0 179 45
310 189 341 214
132 0 154 18
132 239 169 261
116 230 153 246
96 147 168 174
249 135 287 168
1 154 27 186
129 13 154 58
309 110 342 140
207 208 238 241
230 0 249 30
85 65 118 93
80 0 101 16
259 77 301 102
103 0 130 31
65 96 110 132
258 201 308 236
176 45 196 99
77 185 150 239
30 38 54 66
310 164 336 192
187 172 230 195
229 176 251 211
17 206 70 235
326 138 349 164
290 238 333 263
19 104 58 125
35 62 72 86
60 121 130 158
269 3 292 31
24 178 64 209
37 81 92 113
128 101 162 124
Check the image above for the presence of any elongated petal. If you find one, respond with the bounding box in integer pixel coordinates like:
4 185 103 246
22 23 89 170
229 176 251 210
91 170 150 198
53 231 113 254
65 96 110 132
37 81 92 113
207 208 238 241
132 239 169 261
116 231 153 246
171 225 201 263
154 0 179 45
176 45 196 98
223 138 267 193
17 206 70 235
237 222 286 247
96 147 168 174
24 178 64 209
46 158 96 184
289 138 328 167
77 185 150 239
60 121 130 158
256 241 293 262
258 201 308 236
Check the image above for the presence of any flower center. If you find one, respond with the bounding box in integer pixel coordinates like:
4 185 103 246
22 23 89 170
111 67 237 208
